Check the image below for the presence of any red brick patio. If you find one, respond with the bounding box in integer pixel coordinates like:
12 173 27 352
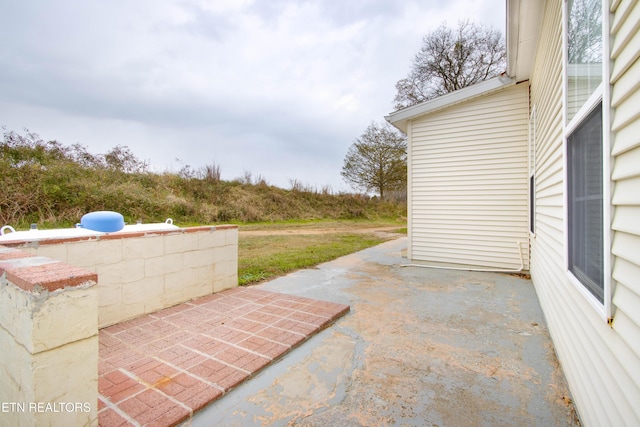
97 287 349 426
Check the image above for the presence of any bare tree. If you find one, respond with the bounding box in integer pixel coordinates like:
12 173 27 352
568 0 602 64
394 20 506 110
341 122 406 200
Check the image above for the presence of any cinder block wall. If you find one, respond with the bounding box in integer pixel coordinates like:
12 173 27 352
0 247 99 426
5 225 238 328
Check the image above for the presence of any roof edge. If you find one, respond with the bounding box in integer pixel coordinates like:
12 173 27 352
506 0 544 81
385 75 516 133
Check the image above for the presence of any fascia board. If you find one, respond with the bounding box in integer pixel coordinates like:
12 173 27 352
385 75 515 133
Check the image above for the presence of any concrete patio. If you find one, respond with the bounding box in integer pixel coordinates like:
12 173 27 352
186 237 580 426
98 289 349 426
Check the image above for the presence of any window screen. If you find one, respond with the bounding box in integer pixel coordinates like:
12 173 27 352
567 102 603 302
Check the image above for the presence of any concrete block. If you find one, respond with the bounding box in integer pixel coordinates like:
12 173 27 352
95 263 121 287
31 286 98 353
143 294 165 314
163 269 198 293
164 233 199 254
0 326 33 405
95 239 126 266
122 277 164 305
198 229 226 249
161 285 211 308
194 264 215 284
213 275 237 293
101 300 145 327
123 235 164 259
225 228 239 245
32 335 98 426
0 336 33 426
31 244 69 263
184 281 212 302
163 269 210 302
213 246 236 263
67 240 121 268
0 280 36 351
145 252 183 277
143 256 166 279
120 259 146 284
97 281 121 308
98 303 128 329
183 248 215 269
214 258 238 280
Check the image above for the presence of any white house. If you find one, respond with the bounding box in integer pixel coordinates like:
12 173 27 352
386 1 640 425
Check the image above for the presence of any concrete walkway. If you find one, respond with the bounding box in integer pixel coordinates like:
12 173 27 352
186 237 579 427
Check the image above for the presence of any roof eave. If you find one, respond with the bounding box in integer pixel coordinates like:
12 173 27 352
385 75 515 133
506 0 545 82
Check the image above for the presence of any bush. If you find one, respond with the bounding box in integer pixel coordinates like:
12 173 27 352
1 130 406 228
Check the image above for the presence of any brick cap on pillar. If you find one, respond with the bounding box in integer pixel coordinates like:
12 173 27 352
0 245 97 292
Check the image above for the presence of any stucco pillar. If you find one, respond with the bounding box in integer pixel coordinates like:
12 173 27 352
0 247 98 426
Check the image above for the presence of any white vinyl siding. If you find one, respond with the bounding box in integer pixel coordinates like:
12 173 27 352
610 0 640 418
529 0 640 425
408 83 529 270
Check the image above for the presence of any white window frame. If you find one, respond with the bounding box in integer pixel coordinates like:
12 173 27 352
562 0 612 322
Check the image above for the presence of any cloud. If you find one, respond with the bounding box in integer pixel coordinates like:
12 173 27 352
0 0 505 191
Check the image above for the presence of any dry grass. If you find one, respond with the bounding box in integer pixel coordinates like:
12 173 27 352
238 220 405 285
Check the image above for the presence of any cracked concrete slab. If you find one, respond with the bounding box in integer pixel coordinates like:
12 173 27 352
184 237 579 427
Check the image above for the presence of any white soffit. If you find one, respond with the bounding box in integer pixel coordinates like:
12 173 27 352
507 0 544 81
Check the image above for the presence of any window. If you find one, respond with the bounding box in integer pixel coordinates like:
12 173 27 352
567 103 603 302
565 0 606 306
567 0 602 122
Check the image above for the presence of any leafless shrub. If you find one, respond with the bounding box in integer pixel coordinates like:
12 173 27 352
198 162 222 182
289 179 317 193
321 185 333 195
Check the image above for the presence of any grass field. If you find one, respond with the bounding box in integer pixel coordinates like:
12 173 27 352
237 219 405 285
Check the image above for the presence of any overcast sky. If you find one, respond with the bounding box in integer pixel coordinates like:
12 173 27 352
1 0 505 191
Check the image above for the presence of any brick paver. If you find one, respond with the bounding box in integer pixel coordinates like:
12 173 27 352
98 287 349 427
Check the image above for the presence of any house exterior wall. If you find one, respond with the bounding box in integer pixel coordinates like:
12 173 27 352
609 0 640 418
529 0 640 425
407 83 530 270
